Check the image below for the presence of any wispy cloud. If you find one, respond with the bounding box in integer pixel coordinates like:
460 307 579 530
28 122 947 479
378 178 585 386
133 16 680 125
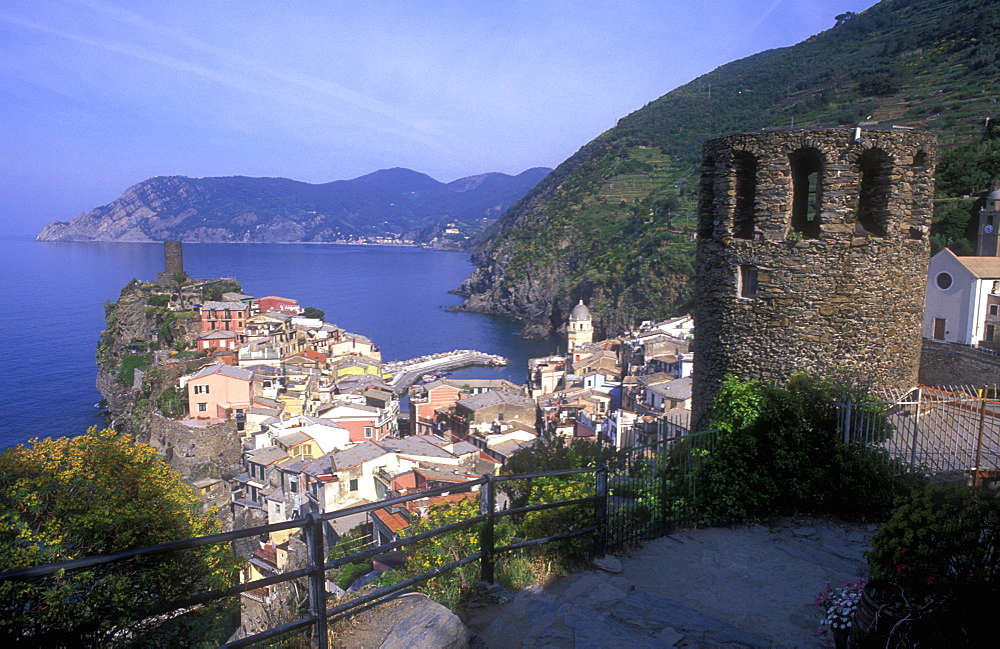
2 0 455 153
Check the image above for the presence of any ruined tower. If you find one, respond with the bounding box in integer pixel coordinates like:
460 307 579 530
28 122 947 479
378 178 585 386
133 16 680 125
692 127 936 425
164 240 184 277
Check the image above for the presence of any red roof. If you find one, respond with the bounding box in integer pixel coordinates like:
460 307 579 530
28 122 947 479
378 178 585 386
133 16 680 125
372 508 409 533
254 544 277 568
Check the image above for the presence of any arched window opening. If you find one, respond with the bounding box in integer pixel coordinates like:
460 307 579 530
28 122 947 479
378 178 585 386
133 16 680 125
856 149 892 237
732 152 757 239
790 148 822 239
912 150 928 167
697 158 717 239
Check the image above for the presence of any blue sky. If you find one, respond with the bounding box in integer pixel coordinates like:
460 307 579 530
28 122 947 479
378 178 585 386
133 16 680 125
1 0 877 236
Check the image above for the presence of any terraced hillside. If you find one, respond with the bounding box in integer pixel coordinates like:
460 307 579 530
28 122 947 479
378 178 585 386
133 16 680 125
457 0 1000 338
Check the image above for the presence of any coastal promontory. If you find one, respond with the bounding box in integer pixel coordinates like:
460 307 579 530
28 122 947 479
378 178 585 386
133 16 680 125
38 167 550 249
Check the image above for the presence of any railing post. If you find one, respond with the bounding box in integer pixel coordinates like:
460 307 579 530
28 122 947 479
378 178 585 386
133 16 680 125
909 388 922 471
479 474 496 584
594 465 608 557
842 398 852 444
974 389 988 487
306 513 328 649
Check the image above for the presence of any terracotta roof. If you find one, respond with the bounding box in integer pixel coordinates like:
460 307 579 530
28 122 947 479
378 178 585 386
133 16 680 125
372 507 409 533
254 544 277 568
955 254 1000 279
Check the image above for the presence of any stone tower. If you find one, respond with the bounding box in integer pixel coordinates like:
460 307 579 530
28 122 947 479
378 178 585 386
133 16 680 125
567 300 593 351
164 240 184 277
976 180 1000 256
692 127 936 426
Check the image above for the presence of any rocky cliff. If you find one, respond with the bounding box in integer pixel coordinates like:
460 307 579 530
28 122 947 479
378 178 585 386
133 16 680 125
38 167 550 248
97 279 243 518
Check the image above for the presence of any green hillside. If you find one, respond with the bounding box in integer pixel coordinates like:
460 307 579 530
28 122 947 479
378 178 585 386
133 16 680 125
458 0 1000 338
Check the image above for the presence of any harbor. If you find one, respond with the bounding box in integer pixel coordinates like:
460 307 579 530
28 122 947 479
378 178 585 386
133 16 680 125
383 350 509 393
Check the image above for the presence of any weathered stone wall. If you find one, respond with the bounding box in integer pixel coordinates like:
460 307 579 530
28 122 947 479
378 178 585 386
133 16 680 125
919 338 1000 387
693 128 936 426
164 240 184 276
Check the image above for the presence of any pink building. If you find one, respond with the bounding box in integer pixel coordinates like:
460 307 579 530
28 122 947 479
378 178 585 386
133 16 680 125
185 363 253 420
199 301 250 334
196 329 239 353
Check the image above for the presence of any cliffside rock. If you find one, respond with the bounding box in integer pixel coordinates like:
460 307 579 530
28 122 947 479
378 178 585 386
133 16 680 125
96 279 243 508
336 594 470 649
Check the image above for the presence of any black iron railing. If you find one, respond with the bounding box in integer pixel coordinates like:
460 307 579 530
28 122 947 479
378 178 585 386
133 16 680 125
1 467 608 648
1 424 716 647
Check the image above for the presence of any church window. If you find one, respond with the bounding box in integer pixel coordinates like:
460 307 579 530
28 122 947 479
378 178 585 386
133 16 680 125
935 273 953 290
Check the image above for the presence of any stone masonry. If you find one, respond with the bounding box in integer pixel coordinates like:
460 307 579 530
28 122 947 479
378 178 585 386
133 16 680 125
692 127 936 426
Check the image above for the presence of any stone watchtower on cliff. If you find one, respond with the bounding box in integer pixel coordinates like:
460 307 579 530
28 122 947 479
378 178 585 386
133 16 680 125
157 241 185 284
692 127 936 426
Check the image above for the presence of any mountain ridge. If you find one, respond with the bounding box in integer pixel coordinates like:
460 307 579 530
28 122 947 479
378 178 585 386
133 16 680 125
37 167 552 249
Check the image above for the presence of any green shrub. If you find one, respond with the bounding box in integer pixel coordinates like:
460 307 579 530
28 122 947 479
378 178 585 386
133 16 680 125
334 562 371 590
203 281 242 302
147 294 171 307
693 374 920 524
865 484 1000 645
158 385 187 419
521 476 595 565
118 353 151 387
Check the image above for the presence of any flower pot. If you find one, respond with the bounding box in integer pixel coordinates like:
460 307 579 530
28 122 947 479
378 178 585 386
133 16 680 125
850 579 904 647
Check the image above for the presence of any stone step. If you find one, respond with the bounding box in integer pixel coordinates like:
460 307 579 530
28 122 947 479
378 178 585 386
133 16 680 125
473 572 774 648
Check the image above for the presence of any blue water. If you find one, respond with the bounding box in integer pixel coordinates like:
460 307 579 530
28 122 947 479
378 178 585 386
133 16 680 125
0 238 554 449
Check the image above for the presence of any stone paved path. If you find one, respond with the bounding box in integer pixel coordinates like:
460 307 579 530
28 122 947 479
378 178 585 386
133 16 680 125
464 518 875 648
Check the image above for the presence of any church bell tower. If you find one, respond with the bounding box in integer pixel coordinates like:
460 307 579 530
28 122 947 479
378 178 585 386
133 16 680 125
567 300 593 351
976 180 1000 256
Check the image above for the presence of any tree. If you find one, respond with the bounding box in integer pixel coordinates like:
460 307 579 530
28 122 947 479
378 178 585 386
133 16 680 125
0 428 236 646
170 271 190 309
203 280 242 303
302 306 325 320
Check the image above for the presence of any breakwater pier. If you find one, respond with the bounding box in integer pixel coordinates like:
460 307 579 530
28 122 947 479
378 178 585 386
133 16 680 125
384 350 509 393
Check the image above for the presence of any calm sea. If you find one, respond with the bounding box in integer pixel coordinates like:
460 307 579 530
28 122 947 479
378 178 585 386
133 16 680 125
0 237 553 449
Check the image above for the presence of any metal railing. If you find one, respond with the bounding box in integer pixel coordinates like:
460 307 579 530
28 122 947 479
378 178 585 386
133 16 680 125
0 466 608 648
603 427 717 550
837 385 1000 482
